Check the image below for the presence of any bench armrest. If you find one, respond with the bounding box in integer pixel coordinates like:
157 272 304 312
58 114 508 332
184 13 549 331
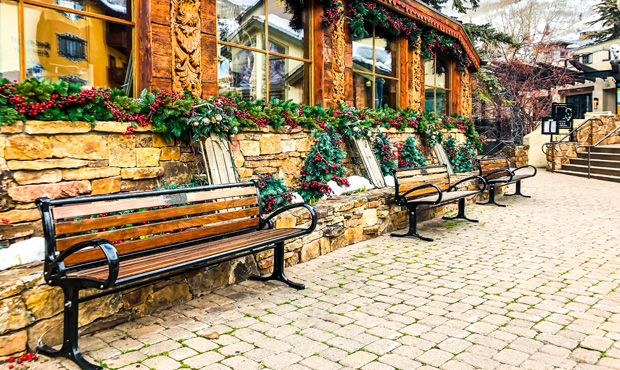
55 239 119 289
484 169 513 182
448 175 487 192
260 203 317 234
512 165 537 177
400 183 443 205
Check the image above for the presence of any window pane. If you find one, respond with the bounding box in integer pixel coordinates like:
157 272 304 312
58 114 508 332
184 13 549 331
375 77 396 109
352 26 374 74
268 55 308 104
24 4 133 89
353 71 373 108
218 44 267 101
34 0 131 21
436 58 448 89
425 87 435 112
424 59 434 87
267 0 306 58
0 0 20 80
436 89 448 114
217 0 265 50
374 35 396 77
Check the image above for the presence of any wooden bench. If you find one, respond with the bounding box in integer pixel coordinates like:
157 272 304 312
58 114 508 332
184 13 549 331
391 165 486 241
36 182 316 370
476 157 537 207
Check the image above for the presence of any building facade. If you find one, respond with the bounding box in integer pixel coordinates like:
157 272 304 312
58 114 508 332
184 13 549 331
0 0 480 114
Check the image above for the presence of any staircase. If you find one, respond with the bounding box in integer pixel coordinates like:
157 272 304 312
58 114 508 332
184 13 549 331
557 145 620 183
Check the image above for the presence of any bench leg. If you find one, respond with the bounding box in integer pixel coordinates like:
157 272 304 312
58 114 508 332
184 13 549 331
391 205 434 242
442 198 479 223
476 184 506 207
38 285 102 370
250 242 305 290
505 180 531 198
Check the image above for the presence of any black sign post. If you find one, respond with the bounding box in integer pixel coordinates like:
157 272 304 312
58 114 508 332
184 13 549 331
551 103 574 130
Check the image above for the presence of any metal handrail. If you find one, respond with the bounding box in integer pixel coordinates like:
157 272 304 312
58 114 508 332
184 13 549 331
575 124 620 179
541 117 603 172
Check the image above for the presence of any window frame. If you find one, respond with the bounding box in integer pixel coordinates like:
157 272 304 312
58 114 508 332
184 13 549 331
216 0 314 105
351 25 399 109
7 0 135 91
424 55 451 114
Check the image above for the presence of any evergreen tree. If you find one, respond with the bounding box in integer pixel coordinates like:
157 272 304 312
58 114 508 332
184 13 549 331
587 0 620 44
443 137 477 173
298 127 349 202
419 0 479 13
398 135 428 168
372 131 397 176
256 173 293 213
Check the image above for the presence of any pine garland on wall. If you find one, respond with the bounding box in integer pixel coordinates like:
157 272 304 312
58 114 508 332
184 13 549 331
372 131 397 176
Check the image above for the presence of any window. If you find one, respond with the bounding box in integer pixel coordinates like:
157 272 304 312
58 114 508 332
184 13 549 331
565 94 592 119
57 33 86 61
1 0 134 93
217 0 312 104
352 25 398 109
580 53 592 64
424 56 450 114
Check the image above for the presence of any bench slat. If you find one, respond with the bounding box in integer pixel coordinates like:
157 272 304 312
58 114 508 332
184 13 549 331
52 186 257 220
56 207 259 251
62 218 260 265
55 197 258 235
395 166 447 178
396 173 448 185
71 228 299 280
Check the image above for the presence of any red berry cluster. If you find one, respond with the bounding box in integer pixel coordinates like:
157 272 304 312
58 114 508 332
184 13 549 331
1 218 9 223
7 352 38 368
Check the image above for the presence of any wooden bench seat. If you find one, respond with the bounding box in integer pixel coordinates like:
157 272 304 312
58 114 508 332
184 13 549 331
36 181 316 370
391 165 486 241
477 157 537 207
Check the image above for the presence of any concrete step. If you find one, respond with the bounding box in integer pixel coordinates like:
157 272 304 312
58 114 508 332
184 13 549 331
560 164 620 177
576 152 620 161
555 170 620 183
569 158 620 168
591 146 620 154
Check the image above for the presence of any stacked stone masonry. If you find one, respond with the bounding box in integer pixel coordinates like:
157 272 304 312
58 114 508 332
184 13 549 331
499 145 529 169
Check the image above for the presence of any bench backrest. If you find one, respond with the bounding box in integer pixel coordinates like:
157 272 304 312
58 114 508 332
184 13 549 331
392 165 451 201
38 182 261 268
478 157 510 179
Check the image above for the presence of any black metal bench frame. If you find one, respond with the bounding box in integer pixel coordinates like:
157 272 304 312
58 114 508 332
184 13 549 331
476 157 537 207
391 165 486 242
35 181 316 370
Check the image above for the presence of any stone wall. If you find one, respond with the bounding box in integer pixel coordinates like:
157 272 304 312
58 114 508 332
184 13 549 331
499 145 530 169
546 115 620 171
0 121 196 246
0 173 482 358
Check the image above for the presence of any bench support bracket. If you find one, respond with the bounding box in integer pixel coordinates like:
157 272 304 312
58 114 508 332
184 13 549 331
442 198 479 223
477 184 506 207
391 205 434 242
250 242 305 290
504 180 530 198
37 285 102 370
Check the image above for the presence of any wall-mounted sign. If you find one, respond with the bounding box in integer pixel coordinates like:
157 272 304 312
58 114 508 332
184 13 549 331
541 116 558 135
552 103 573 130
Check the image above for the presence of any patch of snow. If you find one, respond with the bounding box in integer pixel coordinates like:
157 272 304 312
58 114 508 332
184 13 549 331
290 192 304 204
0 237 45 271
384 175 395 187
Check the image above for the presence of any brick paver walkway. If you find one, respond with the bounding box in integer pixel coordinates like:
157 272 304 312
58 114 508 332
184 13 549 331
37 171 620 370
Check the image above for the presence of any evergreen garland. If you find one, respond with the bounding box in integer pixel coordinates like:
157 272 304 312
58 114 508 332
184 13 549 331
443 136 477 173
398 135 428 168
298 126 349 202
256 173 293 213
372 131 397 176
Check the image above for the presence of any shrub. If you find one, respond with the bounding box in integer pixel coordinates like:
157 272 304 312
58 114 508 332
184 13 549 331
398 135 428 168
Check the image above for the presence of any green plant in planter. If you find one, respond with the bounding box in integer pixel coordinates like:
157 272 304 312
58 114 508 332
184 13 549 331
398 135 428 168
298 126 349 203
256 173 293 213
372 131 397 176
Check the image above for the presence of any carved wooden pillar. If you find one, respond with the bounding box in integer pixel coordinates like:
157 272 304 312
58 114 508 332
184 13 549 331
461 70 472 117
408 39 424 111
331 4 346 104
171 0 202 97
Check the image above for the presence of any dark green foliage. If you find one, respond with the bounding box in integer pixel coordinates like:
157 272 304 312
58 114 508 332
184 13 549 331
418 0 480 13
256 173 293 213
398 135 428 168
443 136 477 173
587 0 620 44
463 23 518 48
372 131 397 176
298 126 349 203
